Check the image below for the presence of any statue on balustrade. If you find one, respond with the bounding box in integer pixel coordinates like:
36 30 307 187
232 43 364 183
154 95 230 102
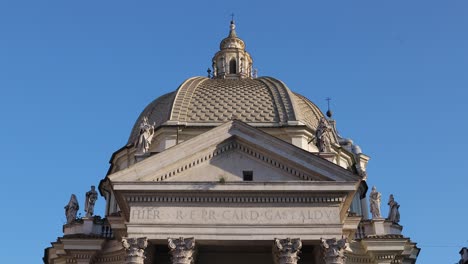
369 186 382 218
64 194 79 224
387 194 400 224
85 185 98 218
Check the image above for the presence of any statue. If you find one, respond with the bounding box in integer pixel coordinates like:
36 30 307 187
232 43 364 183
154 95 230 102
85 185 98 218
315 117 331 152
64 194 79 224
387 194 400 224
369 186 382 218
135 116 155 155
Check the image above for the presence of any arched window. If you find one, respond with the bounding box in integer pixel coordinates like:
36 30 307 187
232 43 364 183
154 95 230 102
229 58 237 74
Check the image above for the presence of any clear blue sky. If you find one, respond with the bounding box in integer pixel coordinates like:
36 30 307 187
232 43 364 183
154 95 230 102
1 1 467 263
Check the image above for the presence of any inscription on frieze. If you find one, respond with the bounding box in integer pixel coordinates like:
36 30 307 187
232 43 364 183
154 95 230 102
130 206 340 225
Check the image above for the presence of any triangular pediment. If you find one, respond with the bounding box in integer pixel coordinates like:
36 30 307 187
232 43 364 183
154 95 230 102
108 121 359 183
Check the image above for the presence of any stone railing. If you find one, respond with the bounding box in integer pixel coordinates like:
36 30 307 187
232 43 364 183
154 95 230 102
63 216 114 239
100 222 113 238
354 222 366 239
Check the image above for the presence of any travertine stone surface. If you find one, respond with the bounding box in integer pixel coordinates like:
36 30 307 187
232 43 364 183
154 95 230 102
130 206 340 225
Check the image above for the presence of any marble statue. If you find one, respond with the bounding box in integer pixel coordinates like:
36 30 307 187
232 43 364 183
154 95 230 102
135 116 155 155
369 186 382 218
64 194 79 224
387 194 400 224
84 185 98 218
315 117 331 152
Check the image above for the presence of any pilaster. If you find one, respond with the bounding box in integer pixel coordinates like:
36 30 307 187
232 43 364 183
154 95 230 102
321 238 348 264
168 237 196 264
272 238 302 264
122 237 148 264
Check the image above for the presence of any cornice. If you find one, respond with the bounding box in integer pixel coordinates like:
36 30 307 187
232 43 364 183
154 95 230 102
124 193 344 205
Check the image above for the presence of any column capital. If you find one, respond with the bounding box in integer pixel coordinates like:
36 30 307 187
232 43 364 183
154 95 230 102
168 237 196 264
122 237 148 264
320 238 348 264
273 238 302 264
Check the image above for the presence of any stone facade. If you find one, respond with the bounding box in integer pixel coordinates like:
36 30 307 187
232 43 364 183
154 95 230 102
44 20 420 264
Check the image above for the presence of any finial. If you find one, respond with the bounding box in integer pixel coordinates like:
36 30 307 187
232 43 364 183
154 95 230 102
326 97 333 118
228 13 237 37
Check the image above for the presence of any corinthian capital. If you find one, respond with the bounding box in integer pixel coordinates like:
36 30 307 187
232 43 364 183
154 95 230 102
273 238 302 264
168 237 196 264
320 238 348 264
122 237 148 264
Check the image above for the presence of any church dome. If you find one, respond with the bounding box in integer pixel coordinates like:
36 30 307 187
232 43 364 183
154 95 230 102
127 20 332 146
127 76 326 145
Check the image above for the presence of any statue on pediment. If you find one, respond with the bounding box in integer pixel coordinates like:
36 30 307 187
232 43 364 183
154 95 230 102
387 194 400 224
369 186 382 219
64 194 79 224
315 117 331 152
85 185 98 218
135 116 155 155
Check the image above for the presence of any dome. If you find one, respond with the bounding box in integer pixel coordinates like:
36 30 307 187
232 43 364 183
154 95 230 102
127 76 327 145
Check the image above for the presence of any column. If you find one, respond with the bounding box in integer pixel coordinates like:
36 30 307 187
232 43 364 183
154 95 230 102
320 238 348 264
122 237 148 264
272 238 302 264
168 237 196 264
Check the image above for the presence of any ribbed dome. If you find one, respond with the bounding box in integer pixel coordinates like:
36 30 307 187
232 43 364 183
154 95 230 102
127 76 326 145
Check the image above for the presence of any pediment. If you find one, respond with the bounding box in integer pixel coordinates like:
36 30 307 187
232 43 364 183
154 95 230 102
108 121 359 183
